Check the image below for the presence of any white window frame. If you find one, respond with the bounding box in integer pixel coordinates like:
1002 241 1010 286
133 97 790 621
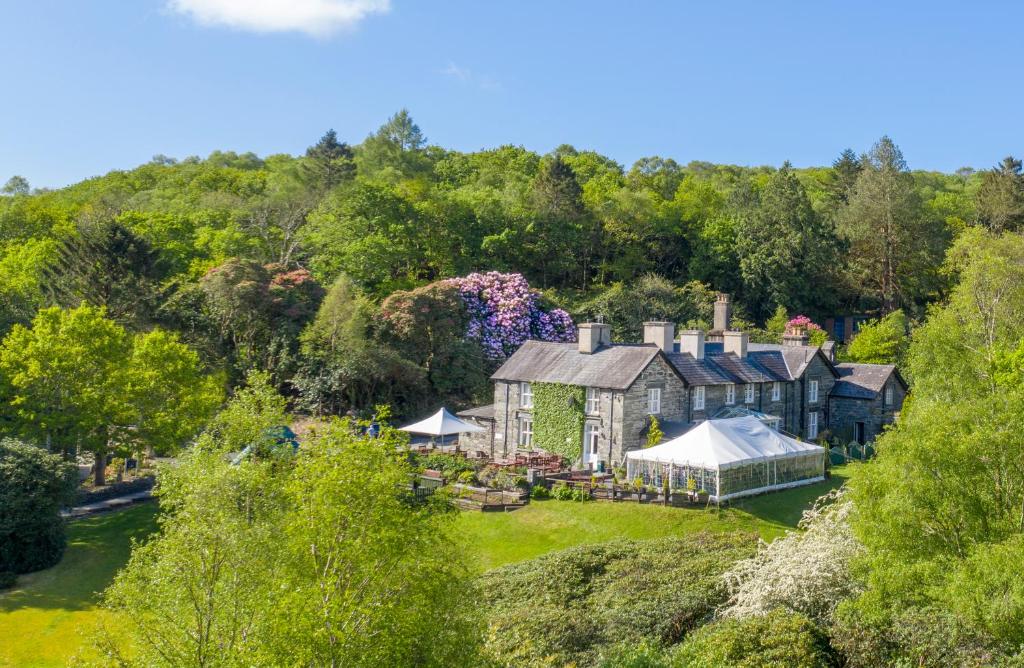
520 382 533 408
807 411 818 440
808 379 819 404
647 387 662 415
772 381 781 402
884 384 894 406
725 384 736 405
693 386 705 411
744 383 755 404
586 387 600 415
519 418 533 447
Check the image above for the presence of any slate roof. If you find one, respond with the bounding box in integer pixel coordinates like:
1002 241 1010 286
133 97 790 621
491 341 663 390
457 404 495 420
831 363 901 400
748 343 839 379
664 352 735 385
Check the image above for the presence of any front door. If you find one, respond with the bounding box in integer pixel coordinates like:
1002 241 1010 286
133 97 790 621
584 423 600 467
855 422 865 445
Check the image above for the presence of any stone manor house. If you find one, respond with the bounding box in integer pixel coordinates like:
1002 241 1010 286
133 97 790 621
459 295 906 469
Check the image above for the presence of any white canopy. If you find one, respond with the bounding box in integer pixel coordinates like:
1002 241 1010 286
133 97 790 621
398 407 487 437
626 416 823 470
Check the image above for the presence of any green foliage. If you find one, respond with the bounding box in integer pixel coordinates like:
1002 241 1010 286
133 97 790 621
842 228 1024 666
843 309 909 365
0 439 77 574
478 533 756 667
0 304 221 469
413 452 477 478
671 610 837 668
529 484 550 500
0 571 16 590
531 382 585 462
647 415 664 446
575 275 715 341
103 417 481 667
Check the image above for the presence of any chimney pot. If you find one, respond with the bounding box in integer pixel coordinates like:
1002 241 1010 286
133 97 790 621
643 321 675 352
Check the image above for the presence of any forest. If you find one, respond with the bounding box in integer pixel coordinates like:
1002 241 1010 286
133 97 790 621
3 109 1021 428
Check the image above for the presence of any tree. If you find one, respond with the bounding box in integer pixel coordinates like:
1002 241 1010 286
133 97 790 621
828 148 862 205
41 220 168 329
103 417 480 667
356 109 430 178
838 137 943 312
304 129 355 191
0 305 221 484
0 439 76 574
975 155 1024 232
123 329 224 457
1 176 30 196
843 309 908 365
0 305 131 480
577 275 715 342
736 162 841 320
528 156 588 287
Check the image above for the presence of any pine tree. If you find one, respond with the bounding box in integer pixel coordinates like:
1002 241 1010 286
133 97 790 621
304 129 355 190
976 155 1024 232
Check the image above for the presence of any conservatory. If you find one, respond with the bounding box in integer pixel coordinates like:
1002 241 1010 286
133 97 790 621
625 416 826 502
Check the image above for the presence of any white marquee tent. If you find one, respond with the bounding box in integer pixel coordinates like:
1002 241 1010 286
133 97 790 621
399 407 486 447
625 416 826 501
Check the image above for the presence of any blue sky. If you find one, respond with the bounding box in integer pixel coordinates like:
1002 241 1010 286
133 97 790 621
2 1 1022 188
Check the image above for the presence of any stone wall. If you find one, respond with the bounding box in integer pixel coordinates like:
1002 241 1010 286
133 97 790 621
618 356 687 462
829 377 906 444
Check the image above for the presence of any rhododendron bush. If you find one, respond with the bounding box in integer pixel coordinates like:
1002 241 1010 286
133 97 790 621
445 272 575 360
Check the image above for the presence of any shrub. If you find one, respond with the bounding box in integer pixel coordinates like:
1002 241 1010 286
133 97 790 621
0 439 77 574
671 610 837 668
414 453 476 478
456 470 477 485
0 571 17 590
478 532 757 667
529 484 550 500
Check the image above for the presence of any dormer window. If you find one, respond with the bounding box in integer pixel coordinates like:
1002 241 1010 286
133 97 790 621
520 382 533 408
884 384 894 406
725 384 736 405
744 383 755 404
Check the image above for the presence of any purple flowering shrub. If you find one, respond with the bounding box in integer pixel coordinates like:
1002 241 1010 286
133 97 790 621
445 272 575 360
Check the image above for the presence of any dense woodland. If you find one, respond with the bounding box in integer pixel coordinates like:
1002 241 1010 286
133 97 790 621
3 110 1022 426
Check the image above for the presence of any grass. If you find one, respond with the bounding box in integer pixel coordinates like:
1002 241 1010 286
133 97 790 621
0 502 160 668
454 465 850 571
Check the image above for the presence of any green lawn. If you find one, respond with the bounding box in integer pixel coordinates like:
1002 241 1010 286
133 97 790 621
0 502 160 668
454 466 850 571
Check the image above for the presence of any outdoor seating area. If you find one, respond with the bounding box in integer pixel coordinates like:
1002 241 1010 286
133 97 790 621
626 416 827 502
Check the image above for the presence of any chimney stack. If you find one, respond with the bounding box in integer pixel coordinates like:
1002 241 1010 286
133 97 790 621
643 321 675 352
578 323 611 354
713 293 732 332
723 330 748 358
782 326 809 347
679 330 705 360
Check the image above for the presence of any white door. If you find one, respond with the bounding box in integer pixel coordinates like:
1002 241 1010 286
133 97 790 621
584 424 600 466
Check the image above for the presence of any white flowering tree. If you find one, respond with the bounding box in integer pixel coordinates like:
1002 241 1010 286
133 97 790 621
720 488 864 624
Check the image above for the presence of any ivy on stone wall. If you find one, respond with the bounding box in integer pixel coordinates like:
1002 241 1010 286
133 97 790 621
532 382 586 463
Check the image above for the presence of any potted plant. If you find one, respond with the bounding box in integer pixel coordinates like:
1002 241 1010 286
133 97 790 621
696 488 710 504
686 477 698 502
632 476 645 502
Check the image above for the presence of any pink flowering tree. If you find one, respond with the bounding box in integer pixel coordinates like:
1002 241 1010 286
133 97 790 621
445 272 575 360
787 315 828 346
